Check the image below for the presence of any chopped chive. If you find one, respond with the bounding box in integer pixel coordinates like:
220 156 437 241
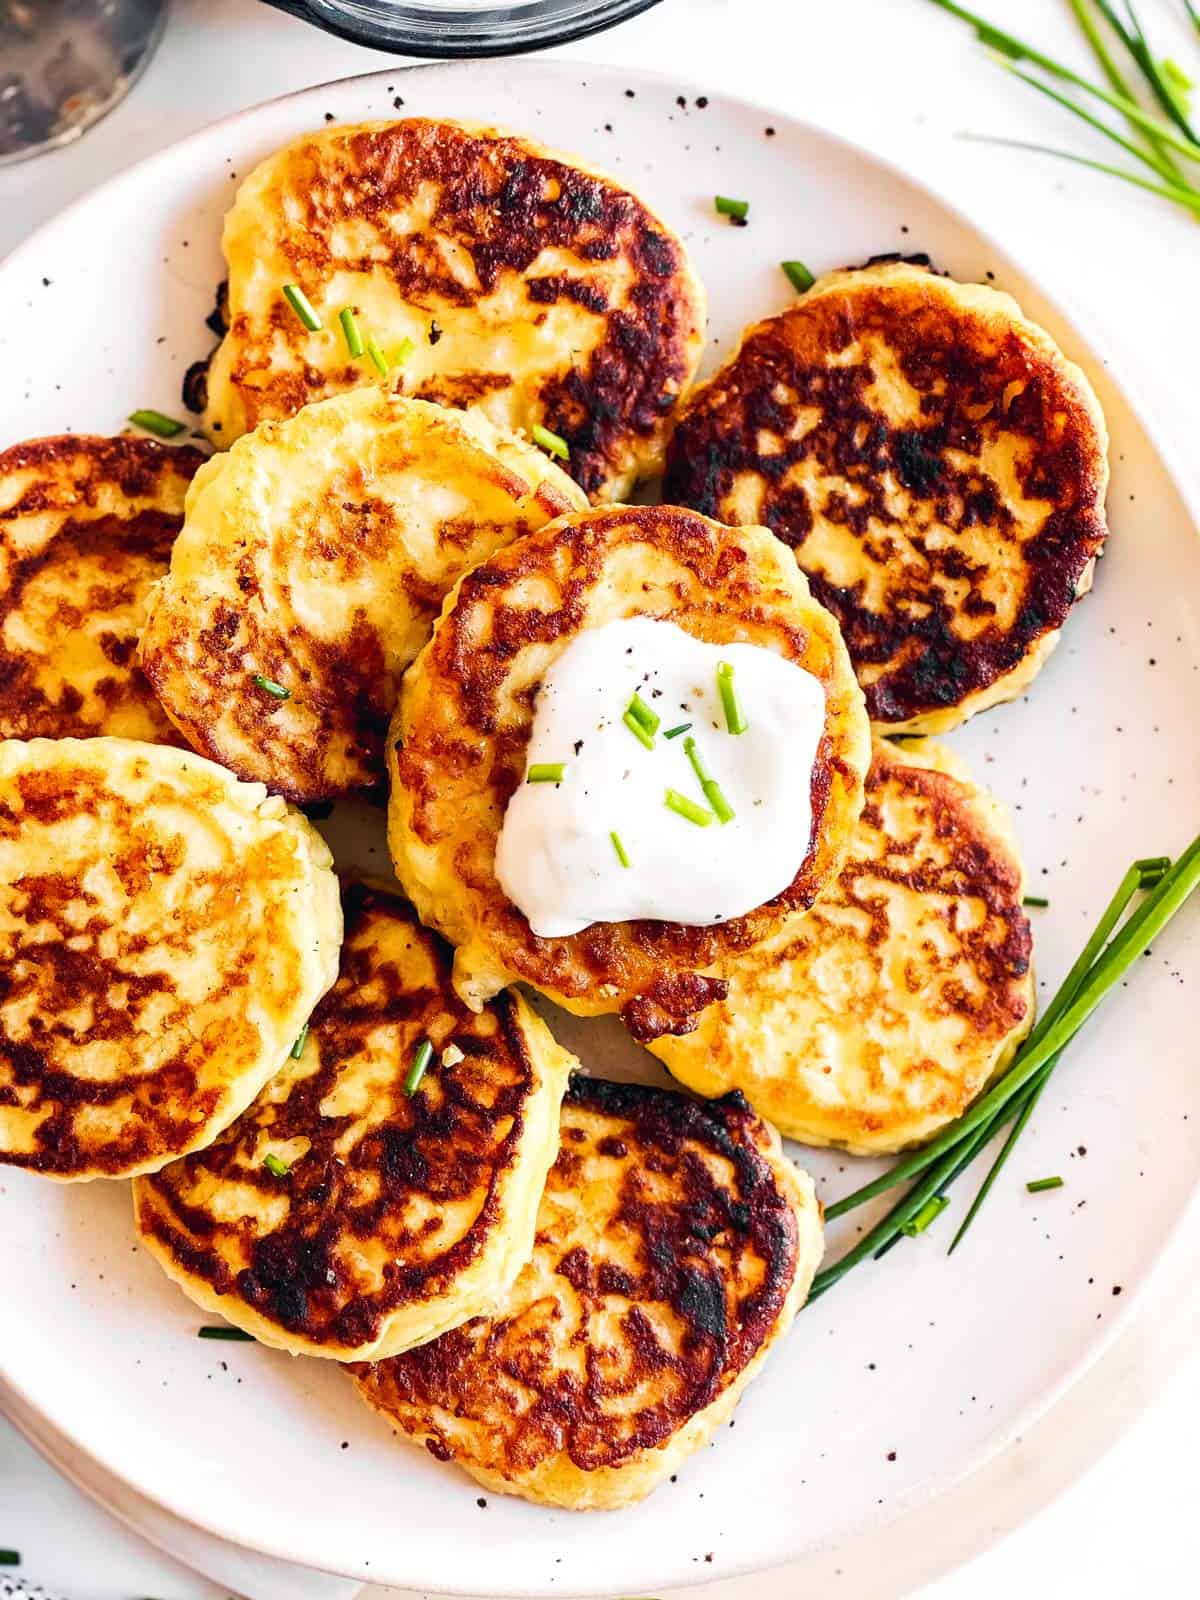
716 661 747 735
1026 1175 1064 1193
901 1194 949 1237
263 1153 290 1178
338 307 364 357
282 284 322 331
665 788 714 827
681 734 735 823
404 1037 433 1096
198 1325 255 1341
532 423 570 461
388 335 418 367
129 408 187 439
627 692 661 736
526 762 566 784
782 259 815 293
611 830 631 868
252 674 290 700
715 194 750 220
1023 894 1050 908
623 709 656 750
366 336 389 375
0 1551 19 1566
290 1023 309 1059
663 722 692 739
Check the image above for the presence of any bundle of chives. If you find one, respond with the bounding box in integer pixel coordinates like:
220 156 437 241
809 838 1200 1301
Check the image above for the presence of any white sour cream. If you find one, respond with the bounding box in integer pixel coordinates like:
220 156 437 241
495 617 826 938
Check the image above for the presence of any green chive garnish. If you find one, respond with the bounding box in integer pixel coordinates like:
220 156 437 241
339 307 365 357
198 1325 255 1341
129 408 187 439
290 1023 309 1059
901 1194 949 1237
532 423 570 461
252 674 290 700
683 736 735 824
665 788 714 827
716 661 747 735
263 1153 290 1178
0 1551 19 1567
1026 1175 1064 1193
782 259 815 293
526 762 566 784
663 723 692 739
1023 894 1050 907
405 1037 433 1096
627 692 661 736
366 337 389 375
715 194 750 220
611 830 631 868
623 709 656 750
282 284 322 331
389 335 418 367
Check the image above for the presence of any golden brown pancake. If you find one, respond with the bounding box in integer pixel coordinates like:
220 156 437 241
203 117 707 501
650 738 1034 1153
663 261 1109 733
140 389 585 804
0 737 341 1182
134 882 574 1359
387 503 871 1040
0 434 205 742
352 1075 821 1509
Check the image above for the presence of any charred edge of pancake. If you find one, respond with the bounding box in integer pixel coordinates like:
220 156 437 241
226 120 699 495
662 284 1108 723
135 881 540 1350
357 1074 801 1474
0 436 205 742
854 742 1033 1029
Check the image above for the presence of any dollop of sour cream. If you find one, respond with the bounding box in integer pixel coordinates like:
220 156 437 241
495 617 826 938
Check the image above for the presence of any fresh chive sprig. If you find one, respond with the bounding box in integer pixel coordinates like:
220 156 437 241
716 661 747 735
808 840 1200 1300
404 1038 433 1096
665 788 713 827
532 423 570 461
282 284 322 331
129 408 187 439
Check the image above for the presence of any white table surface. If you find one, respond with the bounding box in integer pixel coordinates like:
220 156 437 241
2 0 1198 1595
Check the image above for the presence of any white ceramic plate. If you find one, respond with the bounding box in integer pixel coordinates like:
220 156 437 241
1 59 1198 1599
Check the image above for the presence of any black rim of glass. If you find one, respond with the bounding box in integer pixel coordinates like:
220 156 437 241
262 0 666 58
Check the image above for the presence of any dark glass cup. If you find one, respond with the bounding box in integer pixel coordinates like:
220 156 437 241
260 0 664 57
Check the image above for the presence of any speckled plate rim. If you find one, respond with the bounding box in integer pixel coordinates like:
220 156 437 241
0 56 1197 1597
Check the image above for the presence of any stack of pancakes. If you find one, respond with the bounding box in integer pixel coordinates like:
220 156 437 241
0 115 1108 1510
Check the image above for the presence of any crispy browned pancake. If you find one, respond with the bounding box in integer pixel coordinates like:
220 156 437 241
140 390 584 803
134 882 574 1358
663 262 1109 732
650 738 1034 1153
0 435 205 742
203 118 707 501
352 1075 821 1509
0 738 340 1182
387 503 870 1039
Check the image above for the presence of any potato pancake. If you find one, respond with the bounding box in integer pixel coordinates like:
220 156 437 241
352 1075 820 1509
663 261 1109 732
140 389 585 804
203 117 706 501
387 503 870 1040
134 882 573 1360
0 738 341 1181
649 738 1034 1153
0 434 205 742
